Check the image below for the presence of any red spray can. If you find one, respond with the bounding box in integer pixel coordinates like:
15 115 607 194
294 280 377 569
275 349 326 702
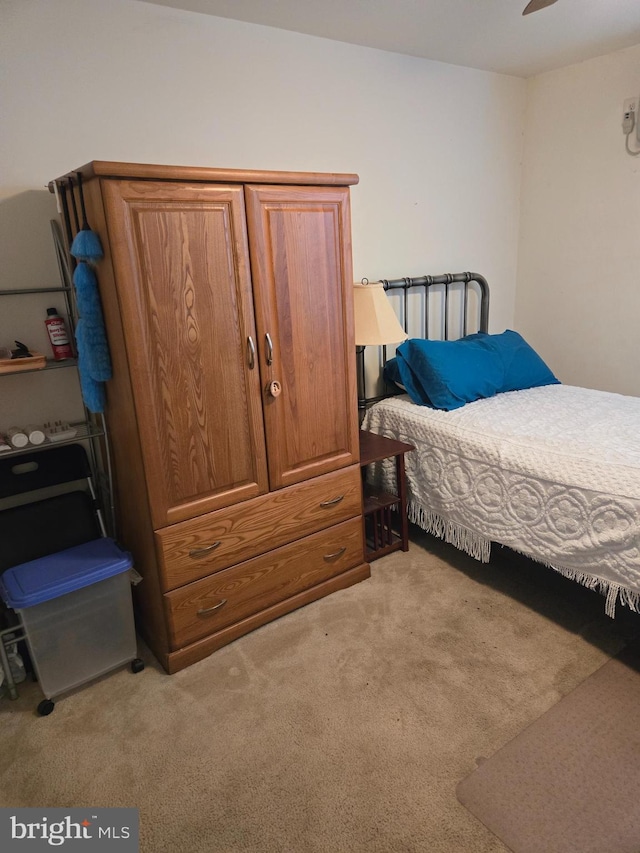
45 308 73 360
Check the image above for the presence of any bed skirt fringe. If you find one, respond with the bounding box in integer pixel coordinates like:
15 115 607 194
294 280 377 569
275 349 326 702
408 501 640 619
407 502 492 563
543 563 640 619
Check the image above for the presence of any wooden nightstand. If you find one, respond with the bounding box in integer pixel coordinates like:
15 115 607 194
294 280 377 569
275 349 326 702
359 430 414 562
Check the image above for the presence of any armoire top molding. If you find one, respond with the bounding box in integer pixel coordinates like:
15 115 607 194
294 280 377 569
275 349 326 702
48 161 360 191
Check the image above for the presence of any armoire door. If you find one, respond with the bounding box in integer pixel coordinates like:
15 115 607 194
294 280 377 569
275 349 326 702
244 184 359 489
102 180 269 528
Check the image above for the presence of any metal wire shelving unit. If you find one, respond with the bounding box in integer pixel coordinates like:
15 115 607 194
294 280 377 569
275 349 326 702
0 222 115 536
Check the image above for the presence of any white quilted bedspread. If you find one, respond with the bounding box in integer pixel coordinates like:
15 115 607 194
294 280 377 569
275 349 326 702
362 385 640 613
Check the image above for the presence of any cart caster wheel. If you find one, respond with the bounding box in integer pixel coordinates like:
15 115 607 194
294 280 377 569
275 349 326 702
37 699 55 716
130 658 145 674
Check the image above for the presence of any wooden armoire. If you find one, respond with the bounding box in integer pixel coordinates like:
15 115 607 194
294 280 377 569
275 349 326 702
50 162 370 673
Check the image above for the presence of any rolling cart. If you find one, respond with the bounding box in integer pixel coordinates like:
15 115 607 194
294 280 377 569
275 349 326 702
0 444 143 715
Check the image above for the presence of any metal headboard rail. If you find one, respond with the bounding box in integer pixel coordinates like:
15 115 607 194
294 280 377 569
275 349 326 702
358 271 490 412
380 271 489 337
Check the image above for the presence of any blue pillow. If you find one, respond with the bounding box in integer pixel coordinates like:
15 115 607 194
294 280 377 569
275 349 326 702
384 356 419 399
395 336 504 409
480 329 559 393
392 330 558 411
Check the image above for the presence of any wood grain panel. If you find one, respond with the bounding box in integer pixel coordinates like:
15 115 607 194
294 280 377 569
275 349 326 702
82 176 171 663
163 561 371 673
51 162 359 188
165 517 363 648
102 180 268 528
156 464 362 590
49 163 366 676
245 185 359 489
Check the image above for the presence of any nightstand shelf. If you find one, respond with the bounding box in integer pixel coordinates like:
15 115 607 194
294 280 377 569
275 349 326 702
359 430 414 562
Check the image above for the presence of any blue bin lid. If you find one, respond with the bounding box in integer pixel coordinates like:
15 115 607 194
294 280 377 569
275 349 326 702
0 538 133 609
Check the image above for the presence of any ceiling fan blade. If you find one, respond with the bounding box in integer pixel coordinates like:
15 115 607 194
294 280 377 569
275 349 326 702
523 0 559 14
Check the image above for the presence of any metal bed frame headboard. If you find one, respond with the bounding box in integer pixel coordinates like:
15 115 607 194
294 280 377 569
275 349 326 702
358 271 490 411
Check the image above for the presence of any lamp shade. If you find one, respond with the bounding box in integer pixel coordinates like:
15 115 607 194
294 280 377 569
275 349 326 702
353 282 408 346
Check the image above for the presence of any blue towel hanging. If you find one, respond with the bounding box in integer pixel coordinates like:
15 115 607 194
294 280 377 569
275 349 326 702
69 173 103 262
73 262 103 319
75 323 106 414
68 174 112 412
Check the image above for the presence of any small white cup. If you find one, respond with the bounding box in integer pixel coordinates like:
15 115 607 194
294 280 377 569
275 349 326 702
26 424 46 445
6 426 29 448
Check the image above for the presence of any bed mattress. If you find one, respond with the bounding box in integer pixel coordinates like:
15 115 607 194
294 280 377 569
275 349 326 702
362 384 640 615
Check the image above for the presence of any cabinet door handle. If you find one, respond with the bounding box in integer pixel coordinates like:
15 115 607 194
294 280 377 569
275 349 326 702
319 495 344 508
189 541 221 559
323 547 346 562
247 336 256 370
265 332 274 366
197 598 227 616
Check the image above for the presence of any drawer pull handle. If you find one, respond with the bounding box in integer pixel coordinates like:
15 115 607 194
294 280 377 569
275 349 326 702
324 547 346 562
265 332 274 366
247 335 256 370
197 599 228 616
189 541 221 559
320 495 344 508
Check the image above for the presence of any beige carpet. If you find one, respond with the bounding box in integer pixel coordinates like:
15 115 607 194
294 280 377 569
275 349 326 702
457 643 640 853
1 529 638 853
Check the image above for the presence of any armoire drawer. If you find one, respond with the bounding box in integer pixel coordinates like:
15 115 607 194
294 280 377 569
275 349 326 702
165 516 363 648
156 465 362 591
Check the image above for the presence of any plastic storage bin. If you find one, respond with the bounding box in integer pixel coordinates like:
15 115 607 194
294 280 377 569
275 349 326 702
0 538 143 714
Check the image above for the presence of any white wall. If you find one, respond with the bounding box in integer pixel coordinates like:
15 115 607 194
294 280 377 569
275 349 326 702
1 1 526 314
1 0 527 302
515 43 640 396
0 0 526 430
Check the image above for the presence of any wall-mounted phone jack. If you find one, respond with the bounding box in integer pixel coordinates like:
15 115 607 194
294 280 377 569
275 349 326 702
622 97 637 135
622 96 640 157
